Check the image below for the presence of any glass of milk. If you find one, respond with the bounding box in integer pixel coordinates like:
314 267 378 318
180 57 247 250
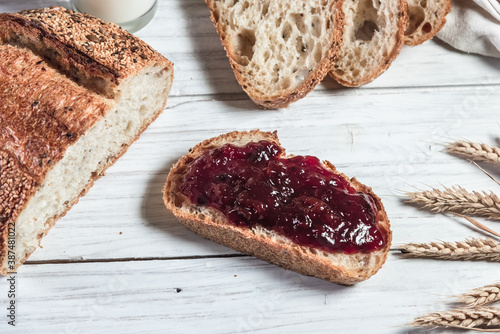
71 0 158 33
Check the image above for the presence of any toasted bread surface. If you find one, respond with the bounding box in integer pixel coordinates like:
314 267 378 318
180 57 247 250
163 130 391 285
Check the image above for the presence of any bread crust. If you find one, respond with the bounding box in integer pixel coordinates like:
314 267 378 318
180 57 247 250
205 0 345 109
0 6 172 97
163 130 391 285
329 0 408 87
0 7 173 274
404 0 452 46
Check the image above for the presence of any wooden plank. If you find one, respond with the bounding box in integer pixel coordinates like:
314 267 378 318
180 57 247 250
1 257 497 333
19 87 500 262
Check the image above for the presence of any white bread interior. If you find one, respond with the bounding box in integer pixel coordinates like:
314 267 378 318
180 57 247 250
330 0 407 87
205 0 343 108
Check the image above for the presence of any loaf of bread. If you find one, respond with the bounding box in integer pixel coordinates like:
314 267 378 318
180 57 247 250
330 0 407 87
163 130 391 284
0 7 173 274
204 0 343 109
405 0 452 46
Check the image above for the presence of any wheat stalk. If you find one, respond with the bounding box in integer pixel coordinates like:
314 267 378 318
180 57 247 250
450 213 500 239
447 141 500 165
411 307 500 331
399 238 500 261
458 283 500 307
406 186 500 220
471 160 500 187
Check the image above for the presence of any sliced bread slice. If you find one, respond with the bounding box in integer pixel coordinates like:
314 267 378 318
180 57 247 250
205 0 343 109
0 7 173 274
404 0 452 46
330 0 408 87
163 130 391 285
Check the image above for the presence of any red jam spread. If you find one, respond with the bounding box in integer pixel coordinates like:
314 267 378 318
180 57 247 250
180 141 386 254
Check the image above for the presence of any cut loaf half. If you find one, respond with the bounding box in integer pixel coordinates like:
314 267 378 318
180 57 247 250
404 0 452 46
205 0 344 108
163 130 391 285
330 0 408 87
0 7 173 274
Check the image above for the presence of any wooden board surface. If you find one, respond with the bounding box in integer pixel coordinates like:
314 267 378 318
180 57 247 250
1 1 500 333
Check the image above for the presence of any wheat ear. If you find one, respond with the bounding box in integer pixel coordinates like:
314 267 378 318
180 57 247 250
458 283 500 307
447 141 500 165
406 186 500 220
399 238 500 261
411 307 500 331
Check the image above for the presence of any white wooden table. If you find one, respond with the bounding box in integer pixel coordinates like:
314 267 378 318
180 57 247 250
1 1 500 333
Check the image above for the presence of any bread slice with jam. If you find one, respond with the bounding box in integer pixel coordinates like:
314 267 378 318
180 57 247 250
163 130 391 285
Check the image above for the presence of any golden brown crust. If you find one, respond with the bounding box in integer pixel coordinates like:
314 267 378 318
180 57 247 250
0 45 110 180
0 6 173 274
205 0 344 109
163 130 391 284
404 0 452 46
0 44 113 270
329 0 408 87
0 150 39 271
0 6 172 97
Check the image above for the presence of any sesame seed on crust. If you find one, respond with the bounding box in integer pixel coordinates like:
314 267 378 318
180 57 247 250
0 6 172 98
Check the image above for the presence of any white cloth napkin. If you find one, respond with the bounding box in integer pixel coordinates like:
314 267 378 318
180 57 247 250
436 0 500 58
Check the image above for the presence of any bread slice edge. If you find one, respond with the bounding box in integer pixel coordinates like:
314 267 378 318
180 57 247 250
329 0 408 87
404 0 452 46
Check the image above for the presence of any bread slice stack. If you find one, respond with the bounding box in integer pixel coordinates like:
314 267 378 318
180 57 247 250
163 130 391 284
206 0 453 102
0 7 173 274
205 0 343 108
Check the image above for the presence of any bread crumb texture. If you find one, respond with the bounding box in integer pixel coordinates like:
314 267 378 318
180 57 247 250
404 0 452 46
330 0 407 87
